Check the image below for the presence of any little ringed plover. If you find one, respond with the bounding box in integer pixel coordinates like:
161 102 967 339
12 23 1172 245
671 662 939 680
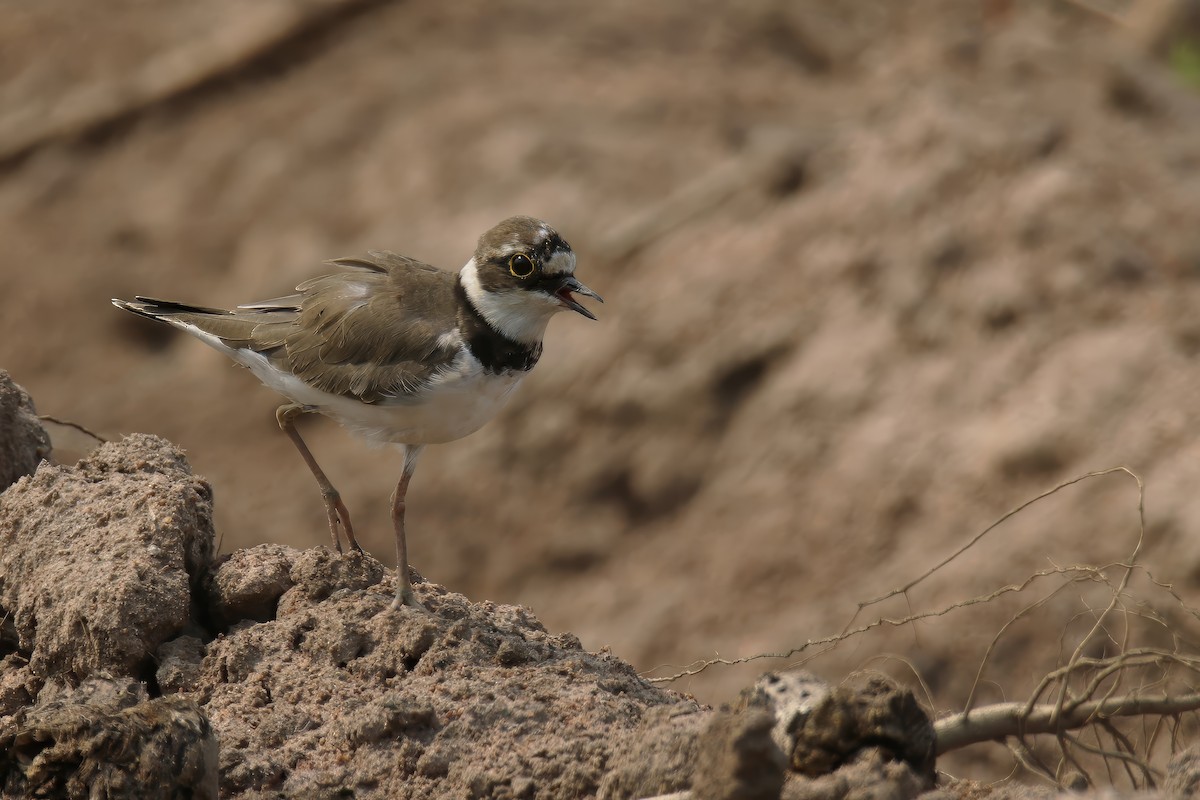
113 216 601 609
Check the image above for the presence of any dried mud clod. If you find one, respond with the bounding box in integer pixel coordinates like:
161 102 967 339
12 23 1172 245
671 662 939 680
0 371 51 493
741 671 936 799
597 706 709 799
203 543 300 629
0 433 214 682
789 677 934 781
691 708 787 800
0 676 217 800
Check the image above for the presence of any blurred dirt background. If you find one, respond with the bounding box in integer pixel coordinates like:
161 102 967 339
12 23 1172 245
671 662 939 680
6 0 1200 785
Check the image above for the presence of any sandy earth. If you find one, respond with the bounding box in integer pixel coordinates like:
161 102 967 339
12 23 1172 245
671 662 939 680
1 383 1197 798
0 422 949 799
4 0 1200 791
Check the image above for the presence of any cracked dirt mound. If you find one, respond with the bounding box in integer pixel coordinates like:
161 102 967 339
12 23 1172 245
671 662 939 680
0 393 951 799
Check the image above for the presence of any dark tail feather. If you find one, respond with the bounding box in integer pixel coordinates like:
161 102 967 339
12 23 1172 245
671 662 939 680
111 297 228 320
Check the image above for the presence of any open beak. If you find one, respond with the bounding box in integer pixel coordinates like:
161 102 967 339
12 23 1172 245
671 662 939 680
554 276 604 320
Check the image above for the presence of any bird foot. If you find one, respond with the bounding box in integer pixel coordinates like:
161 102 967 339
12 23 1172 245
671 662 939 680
391 593 427 612
391 581 427 612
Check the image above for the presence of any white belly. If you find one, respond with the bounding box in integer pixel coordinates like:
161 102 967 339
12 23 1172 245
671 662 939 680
324 366 523 445
235 346 524 445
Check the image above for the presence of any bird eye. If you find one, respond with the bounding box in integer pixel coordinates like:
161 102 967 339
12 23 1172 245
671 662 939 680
508 253 536 279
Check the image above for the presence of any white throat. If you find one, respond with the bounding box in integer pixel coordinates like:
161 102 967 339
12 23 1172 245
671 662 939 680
459 258 560 346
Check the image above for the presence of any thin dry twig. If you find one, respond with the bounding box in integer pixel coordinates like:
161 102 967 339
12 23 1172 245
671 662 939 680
1101 719 1156 786
37 414 108 444
1008 738 1057 786
648 470 1142 681
1048 470 1145 744
845 467 1141 632
1055 731 1095 790
963 570 1103 713
643 565 1096 682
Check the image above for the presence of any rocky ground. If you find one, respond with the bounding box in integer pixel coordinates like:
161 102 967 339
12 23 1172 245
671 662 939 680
5 0 1200 794
3 373 1200 798
0 380 949 798
3 376 1200 798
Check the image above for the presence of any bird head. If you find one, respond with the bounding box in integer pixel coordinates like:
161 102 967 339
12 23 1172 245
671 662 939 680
460 216 603 344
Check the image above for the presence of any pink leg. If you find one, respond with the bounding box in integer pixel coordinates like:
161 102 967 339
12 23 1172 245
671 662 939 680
391 444 426 609
276 404 361 554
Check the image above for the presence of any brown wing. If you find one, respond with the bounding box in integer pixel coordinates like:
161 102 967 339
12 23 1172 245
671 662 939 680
115 252 464 404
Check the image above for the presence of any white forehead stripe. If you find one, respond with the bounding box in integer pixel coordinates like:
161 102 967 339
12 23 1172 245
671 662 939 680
542 249 575 276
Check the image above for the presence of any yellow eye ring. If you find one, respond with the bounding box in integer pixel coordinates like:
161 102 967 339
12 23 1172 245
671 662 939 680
508 253 536 278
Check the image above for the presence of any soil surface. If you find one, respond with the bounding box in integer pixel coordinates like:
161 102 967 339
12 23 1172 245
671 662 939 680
4 0 1200 792
0 413 947 799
